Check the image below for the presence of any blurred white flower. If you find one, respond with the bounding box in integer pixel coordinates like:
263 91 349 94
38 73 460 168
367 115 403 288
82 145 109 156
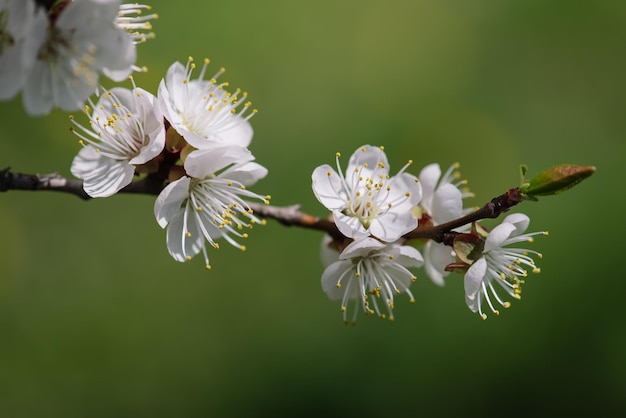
23 0 136 115
417 162 473 286
70 83 165 197
464 213 546 319
154 145 269 269
312 145 422 242
157 57 255 150
0 0 47 100
321 237 423 324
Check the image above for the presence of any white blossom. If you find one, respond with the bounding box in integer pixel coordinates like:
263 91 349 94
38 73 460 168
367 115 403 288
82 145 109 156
321 237 423 323
23 0 136 115
0 0 47 100
70 83 165 197
157 57 255 150
464 213 547 319
417 162 473 286
312 145 422 242
154 145 269 269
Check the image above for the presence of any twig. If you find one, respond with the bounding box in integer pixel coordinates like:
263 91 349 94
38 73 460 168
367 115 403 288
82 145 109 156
0 168 523 243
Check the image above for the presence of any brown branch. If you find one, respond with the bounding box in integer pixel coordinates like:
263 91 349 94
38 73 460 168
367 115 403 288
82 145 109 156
0 168 523 244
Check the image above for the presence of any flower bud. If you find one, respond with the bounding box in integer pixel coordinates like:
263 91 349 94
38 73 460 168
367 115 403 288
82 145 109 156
520 164 595 198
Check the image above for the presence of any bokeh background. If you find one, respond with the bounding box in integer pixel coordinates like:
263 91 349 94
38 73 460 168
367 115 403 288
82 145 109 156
0 0 623 416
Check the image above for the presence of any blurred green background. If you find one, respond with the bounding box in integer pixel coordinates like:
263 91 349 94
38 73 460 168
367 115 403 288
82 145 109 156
0 0 623 416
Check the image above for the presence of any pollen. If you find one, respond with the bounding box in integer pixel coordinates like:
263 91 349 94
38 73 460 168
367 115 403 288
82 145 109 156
205 264 211 270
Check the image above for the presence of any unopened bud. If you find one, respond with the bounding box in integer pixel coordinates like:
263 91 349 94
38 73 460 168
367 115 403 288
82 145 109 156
520 164 595 199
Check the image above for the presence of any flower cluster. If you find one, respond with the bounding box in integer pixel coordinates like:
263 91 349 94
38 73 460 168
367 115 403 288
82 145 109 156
312 146 545 323
0 0 156 115
70 57 269 270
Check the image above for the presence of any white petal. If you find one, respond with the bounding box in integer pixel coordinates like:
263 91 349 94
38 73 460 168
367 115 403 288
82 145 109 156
71 147 135 197
464 257 487 311
220 161 268 186
321 260 355 301
388 172 422 210
396 244 424 268
22 61 53 116
423 241 453 286
333 211 369 240
418 163 441 211
339 237 385 259
369 211 417 242
346 145 389 178
431 183 463 224
319 235 340 267
205 116 253 149
154 177 191 228
484 222 516 251
184 146 253 179
501 213 530 236
165 208 204 262
311 165 346 210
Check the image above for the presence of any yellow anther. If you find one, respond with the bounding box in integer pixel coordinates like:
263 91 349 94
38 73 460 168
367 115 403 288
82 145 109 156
335 152 341 158
379 146 385 150
411 276 417 282
341 306 346 312
214 243 220 249
533 268 541 274
327 170 332 176
205 264 211 270
336 283 341 289
186 232 191 237
494 310 500 316
363 163 369 168
240 245 246 252
504 302 511 308
481 313 487 320
405 192 411 197
186 255 192 261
